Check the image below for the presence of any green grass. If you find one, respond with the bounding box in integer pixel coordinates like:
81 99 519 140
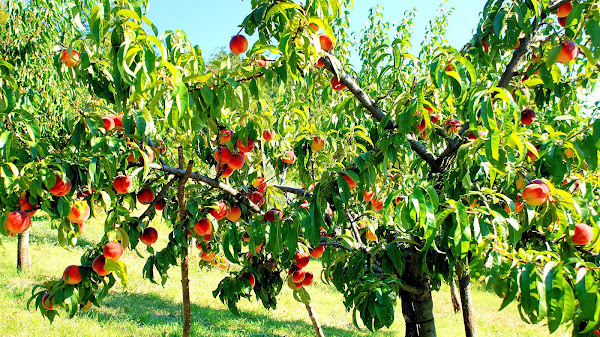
0 215 563 337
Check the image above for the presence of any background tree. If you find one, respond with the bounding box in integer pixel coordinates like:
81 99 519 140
1 1 599 337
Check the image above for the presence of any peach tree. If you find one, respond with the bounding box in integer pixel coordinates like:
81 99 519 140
1 0 600 337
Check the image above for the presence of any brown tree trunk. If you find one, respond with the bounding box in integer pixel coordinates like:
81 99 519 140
17 230 31 271
399 251 437 337
299 289 325 337
450 277 461 313
176 147 194 337
181 248 191 337
457 262 477 337
400 288 437 337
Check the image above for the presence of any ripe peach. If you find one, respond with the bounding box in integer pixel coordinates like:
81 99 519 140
61 50 80 67
557 40 578 64
19 197 37 216
331 76 346 91
248 191 265 207
482 39 489 53
92 255 111 276
227 153 245 170
62 265 82 285
237 138 255 153
226 205 241 222
114 114 124 131
49 175 72 197
4 211 32 236
230 35 248 55
573 223 593 245
113 175 132 194
140 227 158 246
556 1 572 18
310 245 325 258
294 252 310 268
102 115 116 130
292 269 306 283
311 136 325 152
217 164 234 178
417 118 426 132
219 129 233 145
253 176 267 193
319 34 333 51
103 242 124 260
371 199 384 211
522 181 549 206
41 293 54 310
209 201 229 220
302 271 314 286
256 59 268 67
67 200 90 224
264 208 283 222
342 173 357 190
315 58 325 68
194 218 212 237
558 16 567 28
282 150 296 164
137 188 155 205
200 251 216 261
521 109 536 125
565 148 574 159
308 23 319 32
366 229 377 241
243 273 256 288
155 198 166 211
363 190 374 202
263 129 274 141
214 147 232 164
430 113 440 124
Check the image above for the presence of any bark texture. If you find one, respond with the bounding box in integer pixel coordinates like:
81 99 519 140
17 230 31 271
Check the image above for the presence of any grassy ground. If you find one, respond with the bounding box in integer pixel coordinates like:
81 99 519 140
0 215 564 337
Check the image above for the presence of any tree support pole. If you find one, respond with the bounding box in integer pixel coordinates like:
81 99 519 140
17 230 31 271
299 288 325 337
176 147 194 337
457 262 477 337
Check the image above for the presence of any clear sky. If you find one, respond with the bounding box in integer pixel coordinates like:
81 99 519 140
144 0 484 62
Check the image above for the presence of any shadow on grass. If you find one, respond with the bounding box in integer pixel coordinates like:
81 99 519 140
82 291 396 337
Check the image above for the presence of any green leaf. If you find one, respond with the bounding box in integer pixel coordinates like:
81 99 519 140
104 258 128 287
265 3 302 21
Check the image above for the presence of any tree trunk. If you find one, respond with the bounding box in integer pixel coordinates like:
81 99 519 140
400 288 437 337
457 262 477 337
399 251 437 337
181 247 191 337
299 289 325 337
450 277 461 313
176 147 194 337
17 230 31 271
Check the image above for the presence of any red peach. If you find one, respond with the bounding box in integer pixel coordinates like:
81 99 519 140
209 201 229 220
4 211 32 236
263 129 274 141
61 50 80 67
230 35 248 55
140 227 158 246
294 252 310 268
237 138 255 153
557 40 578 64
113 175 132 194
103 242 124 260
194 218 212 236
41 293 54 310
67 200 90 224
219 129 233 145
226 206 242 222
62 265 82 285
227 153 245 170
310 245 325 258
137 188 155 205
573 223 593 245
282 150 296 164
92 255 111 276
311 136 325 152
155 198 167 211
214 147 232 165
331 76 346 91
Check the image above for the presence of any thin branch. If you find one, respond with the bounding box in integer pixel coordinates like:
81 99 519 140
320 56 396 130
138 175 177 222
147 162 264 215
498 0 571 88
273 184 312 198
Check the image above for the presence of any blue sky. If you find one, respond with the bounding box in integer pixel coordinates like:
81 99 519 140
145 0 484 63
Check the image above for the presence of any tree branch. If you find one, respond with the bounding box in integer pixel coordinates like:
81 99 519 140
147 163 265 215
406 133 437 167
498 0 571 88
320 56 396 130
